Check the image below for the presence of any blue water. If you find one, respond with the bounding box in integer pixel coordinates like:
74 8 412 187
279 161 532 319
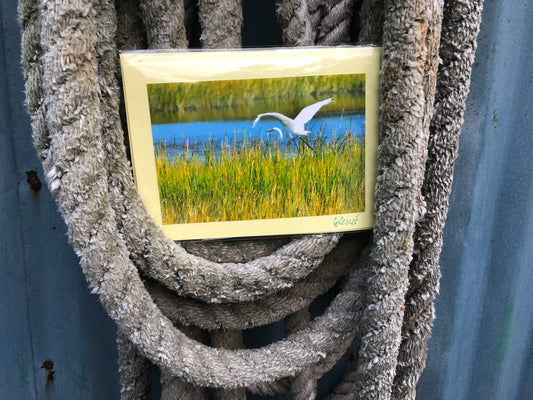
151 111 365 147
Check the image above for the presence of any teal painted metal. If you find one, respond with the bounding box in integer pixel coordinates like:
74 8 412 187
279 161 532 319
1 0 531 399
0 5 38 398
0 1 120 399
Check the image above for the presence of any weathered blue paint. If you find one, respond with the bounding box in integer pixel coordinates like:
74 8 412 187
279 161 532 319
0 5 38 398
1 0 531 399
0 1 120 399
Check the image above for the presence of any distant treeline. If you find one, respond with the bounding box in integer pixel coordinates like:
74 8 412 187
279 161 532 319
147 74 365 124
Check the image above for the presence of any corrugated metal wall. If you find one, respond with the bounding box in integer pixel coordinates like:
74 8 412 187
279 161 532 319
1 0 120 397
1 0 531 399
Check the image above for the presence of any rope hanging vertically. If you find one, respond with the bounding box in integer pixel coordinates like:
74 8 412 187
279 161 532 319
317 0 358 45
392 1 484 398
350 0 442 396
17 0 485 398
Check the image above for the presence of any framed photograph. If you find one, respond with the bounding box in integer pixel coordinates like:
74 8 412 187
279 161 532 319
120 46 380 240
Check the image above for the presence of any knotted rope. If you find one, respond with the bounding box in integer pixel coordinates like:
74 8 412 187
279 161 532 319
18 0 484 398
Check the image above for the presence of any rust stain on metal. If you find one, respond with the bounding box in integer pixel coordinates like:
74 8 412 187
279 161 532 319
40 360 55 385
26 170 42 192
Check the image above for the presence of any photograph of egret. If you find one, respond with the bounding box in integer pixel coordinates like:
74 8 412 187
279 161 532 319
147 73 366 225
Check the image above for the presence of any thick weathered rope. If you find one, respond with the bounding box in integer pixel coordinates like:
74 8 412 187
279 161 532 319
99 0 344 306
160 368 210 400
139 0 187 49
147 235 365 330
100 3 356 392
350 1 444 397
391 1 485 398
117 330 151 399
114 0 146 51
21 0 366 388
105 0 358 396
285 308 317 399
357 0 384 44
247 309 361 395
159 325 210 399
199 0 243 48
276 0 315 45
24 0 341 308
317 0 358 45
210 330 247 400
308 0 325 35
19 0 366 386
17 0 485 398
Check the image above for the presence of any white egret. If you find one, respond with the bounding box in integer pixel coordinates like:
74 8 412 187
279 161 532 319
252 97 333 151
266 127 315 152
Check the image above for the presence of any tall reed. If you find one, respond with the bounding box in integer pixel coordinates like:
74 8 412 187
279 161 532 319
156 128 365 224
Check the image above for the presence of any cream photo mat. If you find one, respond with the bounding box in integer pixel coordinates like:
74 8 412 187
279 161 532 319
120 46 380 240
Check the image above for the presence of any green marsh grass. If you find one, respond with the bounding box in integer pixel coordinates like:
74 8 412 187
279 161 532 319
156 128 365 224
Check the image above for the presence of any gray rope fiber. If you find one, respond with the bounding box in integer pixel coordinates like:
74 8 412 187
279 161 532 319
247 308 360 396
26 0 342 307
18 0 371 384
181 237 289 263
103 0 345 306
24 0 363 387
160 325 210 400
308 0 325 34
160 369 210 400
17 0 484 397
285 308 318 399
210 330 247 400
351 0 444 397
199 0 243 48
147 234 365 330
276 0 315 45
356 0 383 44
392 1 485 398
317 0 357 45
98 0 358 394
114 0 146 50
139 0 187 48
117 330 152 399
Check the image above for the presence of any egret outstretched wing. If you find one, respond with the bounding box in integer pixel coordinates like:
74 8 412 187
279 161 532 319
252 112 294 128
252 97 333 143
293 97 333 126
